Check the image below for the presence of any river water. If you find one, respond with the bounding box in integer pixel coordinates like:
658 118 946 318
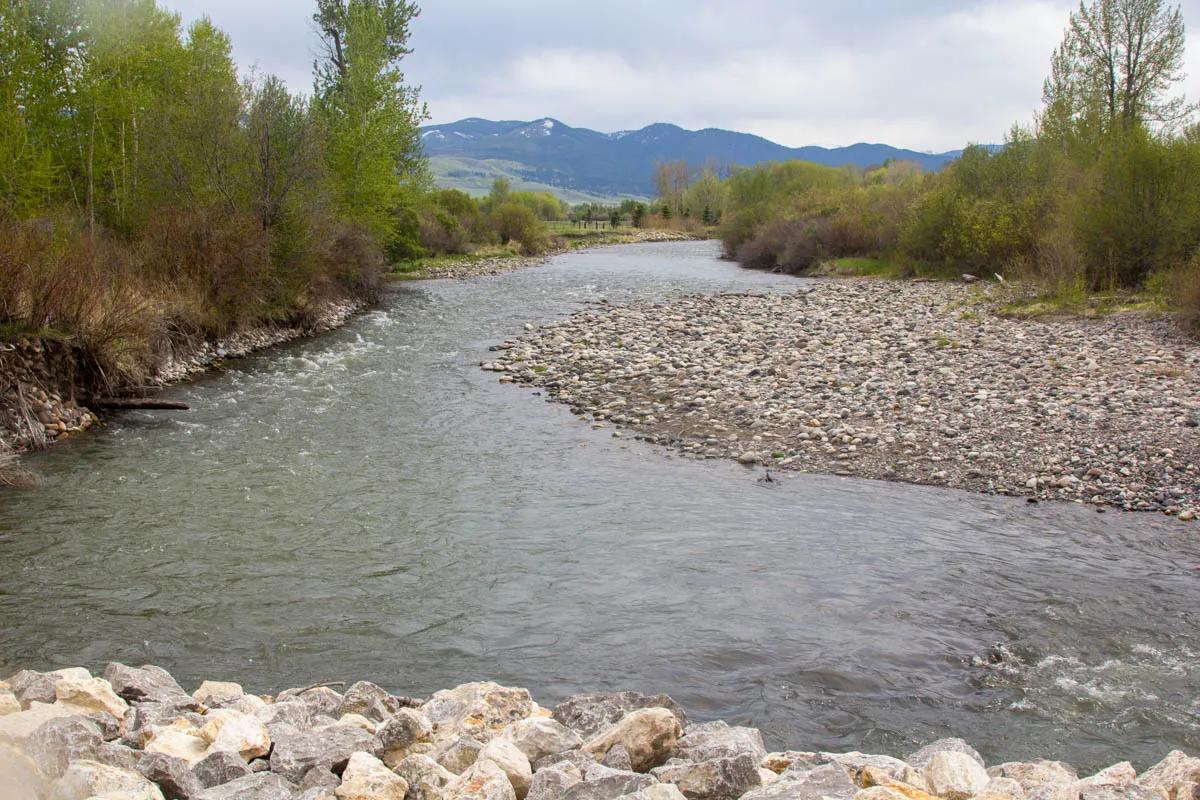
1 241 1197 770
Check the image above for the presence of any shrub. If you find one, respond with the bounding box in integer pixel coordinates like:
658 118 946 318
490 203 549 255
418 208 469 256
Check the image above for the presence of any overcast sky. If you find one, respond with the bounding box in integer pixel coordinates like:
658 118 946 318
160 0 1200 152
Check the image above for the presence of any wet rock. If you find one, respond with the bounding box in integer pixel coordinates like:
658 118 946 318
584 708 682 772
335 751 409 800
499 716 584 762
48 759 165 800
674 721 766 764
423 683 535 745
742 763 858 800
194 773 298 800
191 750 251 789
268 722 375 782
924 751 991 800
137 752 202 800
554 693 688 740
906 740 985 771
104 664 196 709
651 752 761 800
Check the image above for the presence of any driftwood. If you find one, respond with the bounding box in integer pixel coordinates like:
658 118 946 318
93 398 190 411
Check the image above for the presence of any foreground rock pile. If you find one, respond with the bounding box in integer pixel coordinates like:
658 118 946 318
486 281 1200 518
4 665 1199 800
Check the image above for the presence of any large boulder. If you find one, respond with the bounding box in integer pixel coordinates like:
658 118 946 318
584 709 682 773
742 763 858 800
0 741 49 800
990 761 1079 800
55 676 129 720
199 709 271 761
527 763 583 800
339 682 400 723
195 773 297 800
0 687 19 717
924 751 990 800
375 708 434 767
617 788 689 800
554 693 688 740
0 702 79 748
499 717 583 762
651 753 761 800
477 737 533 798
143 719 209 765
268 722 375 782
25 715 103 778
103 665 196 709
334 751 409 800
277 687 344 719
1138 753 1200 800
446 757 519 800
906 740 985 771
423 683 535 745
137 752 203 800
191 750 251 789
433 735 485 774
8 668 92 709
48 759 165 800
673 722 766 764
564 763 659 799
191 682 245 710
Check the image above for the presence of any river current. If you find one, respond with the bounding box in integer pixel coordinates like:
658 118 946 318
1 241 1196 770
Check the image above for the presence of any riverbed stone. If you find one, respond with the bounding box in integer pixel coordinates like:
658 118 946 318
48 759 165 800
924 751 991 800
194 772 297 800
674 721 767 764
423 683 536 745
1137 752 1200 800
191 749 252 789
554 693 688 740
906 740 985 771
268 722 375 782
334 751 409 800
584 708 682 772
651 752 761 800
499 716 584 762
137 752 202 800
104 665 196 709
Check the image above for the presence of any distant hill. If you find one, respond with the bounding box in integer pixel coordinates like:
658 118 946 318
421 117 970 201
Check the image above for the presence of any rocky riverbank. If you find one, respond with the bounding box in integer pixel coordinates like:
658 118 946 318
2 663 1198 800
485 280 1200 519
0 298 366 464
405 230 707 280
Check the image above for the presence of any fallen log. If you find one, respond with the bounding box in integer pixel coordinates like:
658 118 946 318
92 398 190 411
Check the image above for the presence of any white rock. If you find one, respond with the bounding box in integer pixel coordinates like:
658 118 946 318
333 713 377 734
48 759 165 800
55 676 129 719
498 716 582 762
583 708 681 772
335 752 409 800
0 741 48 799
1137 752 1200 800
143 719 209 765
925 751 991 800
477 737 532 799
193 681 245 708
422 683 535 746
200 708 271 761
0 702 78 746
0 689 20 717
445 758 517 800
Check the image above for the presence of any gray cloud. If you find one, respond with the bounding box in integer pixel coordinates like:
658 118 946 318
162 0 1200 151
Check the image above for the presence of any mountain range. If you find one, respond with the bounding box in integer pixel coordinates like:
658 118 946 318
421 117 969 202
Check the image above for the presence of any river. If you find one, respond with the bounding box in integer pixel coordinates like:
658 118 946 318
1 241 1196 771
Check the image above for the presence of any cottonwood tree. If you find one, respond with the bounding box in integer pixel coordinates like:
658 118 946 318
1043 0 1195 136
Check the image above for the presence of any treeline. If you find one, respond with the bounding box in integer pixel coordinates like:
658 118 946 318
414 179 570 258
718 0 1200 328
0 0 427 379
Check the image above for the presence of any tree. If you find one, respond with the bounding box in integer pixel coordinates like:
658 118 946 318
313 0 428 245
246 76 322 232
1044 0 1195 135
631 202 646 228
487 177 510 209
609 209 621 229
653 160 691 216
